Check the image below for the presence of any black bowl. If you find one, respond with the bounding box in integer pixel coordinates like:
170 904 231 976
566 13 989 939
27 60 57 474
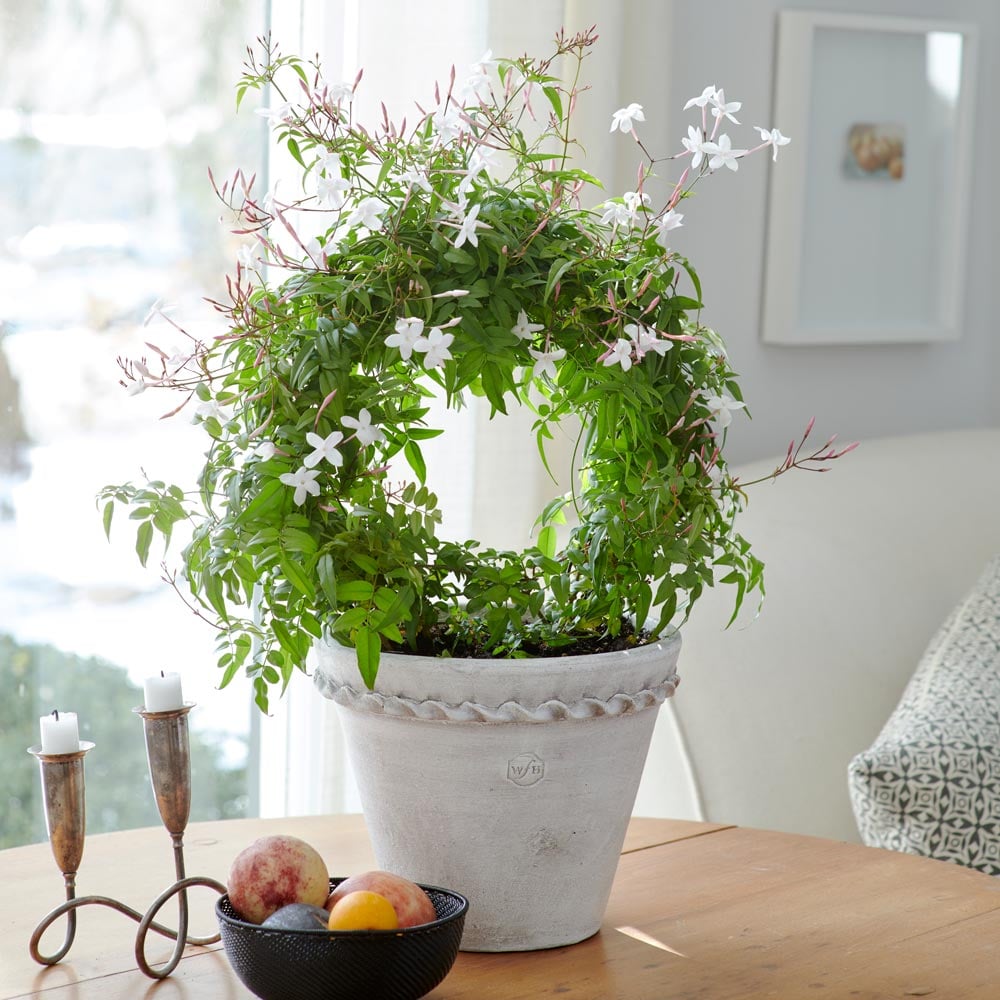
216 878 468 1000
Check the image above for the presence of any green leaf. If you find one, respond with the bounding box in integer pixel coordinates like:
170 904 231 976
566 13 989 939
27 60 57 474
355 625 381 689
287 137 305 168
253 683 270 715
351 553 379 575
480 364 508 415
404 440 427 484
272 619 297 657
634 581 653 631
220 656 242 688
371 585 413 630
281 527 319 555
541 85 563 121
537 525 557 559
333 606 368 634
672 295 703 311
337 579 375 602
102 500 114 540
544 258 574 303
202 569 229 621
238 479 285 524
317 553 337 609
135 521 153 567
280 554 316 600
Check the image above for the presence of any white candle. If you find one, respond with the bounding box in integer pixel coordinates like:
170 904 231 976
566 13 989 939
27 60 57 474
39 710 80 754
144 671 184 712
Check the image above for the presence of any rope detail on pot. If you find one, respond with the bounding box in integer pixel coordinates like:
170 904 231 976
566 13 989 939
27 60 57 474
316 676 680 723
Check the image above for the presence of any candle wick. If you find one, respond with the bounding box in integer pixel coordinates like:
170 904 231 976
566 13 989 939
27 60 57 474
52 709 59 721
160 670 165 678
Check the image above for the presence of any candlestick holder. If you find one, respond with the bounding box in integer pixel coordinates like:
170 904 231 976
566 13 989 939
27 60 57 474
27 703 228 979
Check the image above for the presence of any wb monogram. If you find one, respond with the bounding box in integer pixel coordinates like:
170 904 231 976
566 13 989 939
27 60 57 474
506 752 545 787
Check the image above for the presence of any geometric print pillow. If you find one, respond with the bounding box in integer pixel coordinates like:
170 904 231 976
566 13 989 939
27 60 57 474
848 556 1000 875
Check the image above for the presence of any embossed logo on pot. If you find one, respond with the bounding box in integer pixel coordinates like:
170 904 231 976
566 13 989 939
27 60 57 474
507 752 545 786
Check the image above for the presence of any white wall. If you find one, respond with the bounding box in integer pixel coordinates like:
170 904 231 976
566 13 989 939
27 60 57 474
657 0 1000 464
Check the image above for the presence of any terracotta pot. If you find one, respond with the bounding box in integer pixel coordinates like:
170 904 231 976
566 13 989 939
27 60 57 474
313 634 680 951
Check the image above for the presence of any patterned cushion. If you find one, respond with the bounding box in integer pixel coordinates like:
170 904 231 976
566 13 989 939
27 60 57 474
848 556 1000 874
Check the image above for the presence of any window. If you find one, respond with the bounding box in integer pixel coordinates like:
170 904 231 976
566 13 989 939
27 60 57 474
1 0 266 847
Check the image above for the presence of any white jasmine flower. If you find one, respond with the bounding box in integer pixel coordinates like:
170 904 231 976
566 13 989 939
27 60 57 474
304 430 345 468
602 190 650 229
626 323 671 358
703 391 746 429
529 347 565 380
304 237 327 268
701 134 746 172
457 172 478 201
512 310 544 341
238 240 267 272
467 145 498 180
255 101 296 126
194 399 229 425
681 125 711 169
653 210 684 249
318 151 343 175
755 126 791 162
320 80 354 105
142 298 174 327
472 49 497 75
622 191 650 214
453 203 489 249
345 197 386 231
398 167 433 193
431 288 470 298
413 327 454 368
452 184 471 213
600 201 634 228
709 88 741 125
279 466 321 505
316 173 350 210
609 103 645 133
707 463 735 517
458 72 492 104
164 349 191 373
683 85 718 111
433 103 467 144
603 339 634 372
261 187 282 215
385 316 425 360
342 408 384 447
253 440 277 461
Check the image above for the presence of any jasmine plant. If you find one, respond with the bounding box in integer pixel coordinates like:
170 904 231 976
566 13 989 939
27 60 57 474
101 29 851 710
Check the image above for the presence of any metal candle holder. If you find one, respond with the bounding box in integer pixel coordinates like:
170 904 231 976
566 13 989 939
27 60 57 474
27 703 227 979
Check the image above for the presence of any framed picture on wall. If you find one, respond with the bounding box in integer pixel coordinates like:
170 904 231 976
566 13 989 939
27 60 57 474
761 11 978 345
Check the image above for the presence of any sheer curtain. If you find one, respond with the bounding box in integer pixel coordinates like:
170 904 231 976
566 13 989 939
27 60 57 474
256 0 690 819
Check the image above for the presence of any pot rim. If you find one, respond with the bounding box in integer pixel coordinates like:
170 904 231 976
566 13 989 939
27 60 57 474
313 631 681 721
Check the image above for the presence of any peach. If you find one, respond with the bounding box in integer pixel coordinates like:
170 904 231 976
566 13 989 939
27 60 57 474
326 870 436 928
228 834 330 924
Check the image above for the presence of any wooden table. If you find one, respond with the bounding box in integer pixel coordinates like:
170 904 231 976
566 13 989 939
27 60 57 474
3 815 1000 999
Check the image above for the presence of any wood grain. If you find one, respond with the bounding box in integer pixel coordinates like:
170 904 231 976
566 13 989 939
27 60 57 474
4 818 1000 999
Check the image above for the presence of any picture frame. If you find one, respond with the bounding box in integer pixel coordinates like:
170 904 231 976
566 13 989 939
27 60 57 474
761 11 978 345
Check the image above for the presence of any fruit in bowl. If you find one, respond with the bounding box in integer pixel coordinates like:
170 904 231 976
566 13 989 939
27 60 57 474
326 870 437 929
218 835 468 999
261 903 331 931
326 889 400 930
227 834 330 924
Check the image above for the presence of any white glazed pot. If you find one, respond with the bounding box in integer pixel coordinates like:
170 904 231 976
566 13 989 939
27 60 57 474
313 633 680 951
